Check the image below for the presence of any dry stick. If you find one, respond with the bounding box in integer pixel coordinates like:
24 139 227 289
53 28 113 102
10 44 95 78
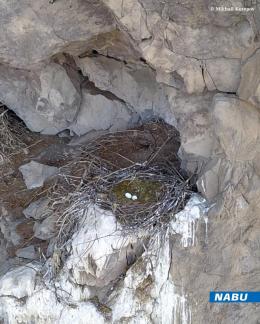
146 135 173 166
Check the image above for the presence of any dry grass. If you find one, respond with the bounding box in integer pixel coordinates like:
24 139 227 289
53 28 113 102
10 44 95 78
0 105 27 166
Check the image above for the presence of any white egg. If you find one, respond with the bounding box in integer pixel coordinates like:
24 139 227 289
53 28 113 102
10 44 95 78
125 192 132 199
132 195 138 201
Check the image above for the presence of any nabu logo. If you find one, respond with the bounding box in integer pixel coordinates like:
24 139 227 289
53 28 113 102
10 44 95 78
214 293 248 302
210 291 260 303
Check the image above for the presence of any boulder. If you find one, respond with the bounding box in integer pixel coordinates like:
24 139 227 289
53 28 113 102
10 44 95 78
33 215 57 240
35 63 81 135
0 65 47 133
69 84 132 136
19 161 58 189
15 246 37 260
0 63 81 135
23 198 51 220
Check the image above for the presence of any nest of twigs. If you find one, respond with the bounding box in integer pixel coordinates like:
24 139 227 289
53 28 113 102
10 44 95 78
48 121 195 248
0 105 27 165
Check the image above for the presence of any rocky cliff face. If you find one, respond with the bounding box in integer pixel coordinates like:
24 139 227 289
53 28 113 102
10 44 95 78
0 1 260 323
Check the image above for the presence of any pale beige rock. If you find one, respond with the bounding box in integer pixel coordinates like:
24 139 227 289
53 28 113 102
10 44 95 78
177 62 205 94
76 55 174 123
204 58 241 92
36 63 81 135
211 94 260 162
162 20 253 59
238 49 260 107
197 158 222 200
69 85 132 136
0 0 116 68
166 90 214 169
180 110 213 158
103 0 151 41
0 63 81 135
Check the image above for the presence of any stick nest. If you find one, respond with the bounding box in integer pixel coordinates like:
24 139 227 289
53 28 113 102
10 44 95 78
48 121 195 248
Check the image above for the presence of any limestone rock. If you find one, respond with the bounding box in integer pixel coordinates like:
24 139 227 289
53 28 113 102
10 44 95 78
170 195 260 324
78 29 141 63
0 63 81 135
171 195 207 247
155 70 185 89
15 246 37 260
179 110 213 159
33 215 57 240
69 84 132 136
102 0 151 42
76 55 175 125
211 94 260 162
0 265 38 299
197 158 223 200
238 49 260 107
108 195 208 323
19 161 58 189
35 63 81 135
177 61 205 94
160 20 253 60
0 207 21 246
0 288 106 324
0 196 208 324
166 90 214 171
139 19 253 94
0 0 116 68
23 198 51 220
66 205 142 287
204 58 241 92
0 65 47 133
